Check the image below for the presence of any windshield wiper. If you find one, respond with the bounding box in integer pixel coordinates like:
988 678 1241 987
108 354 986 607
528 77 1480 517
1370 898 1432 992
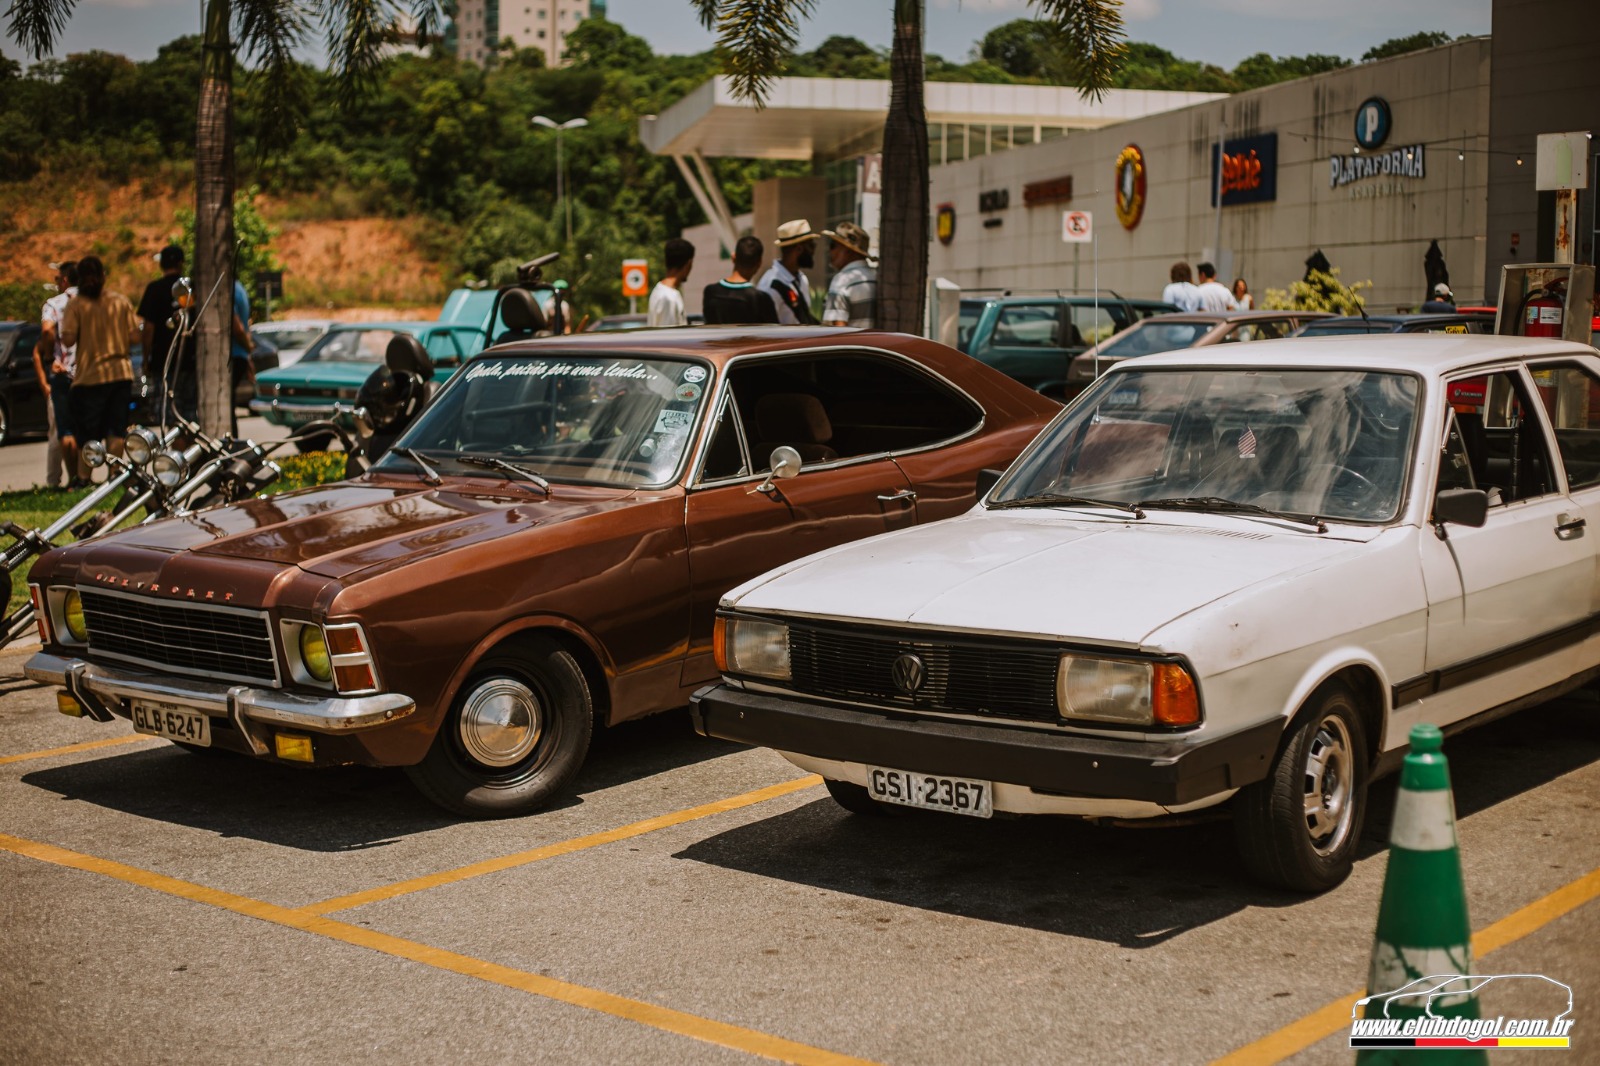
1136 496 1327 533
989 492 1144 518
389 447 442 485
457 454 551 495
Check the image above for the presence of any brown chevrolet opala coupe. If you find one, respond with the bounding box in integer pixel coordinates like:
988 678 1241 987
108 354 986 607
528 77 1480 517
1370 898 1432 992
26 327 1057 816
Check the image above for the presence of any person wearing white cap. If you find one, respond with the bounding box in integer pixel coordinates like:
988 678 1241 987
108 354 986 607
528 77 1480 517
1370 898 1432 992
758 219 818 325
1421 282 1456 313
821 221 877 328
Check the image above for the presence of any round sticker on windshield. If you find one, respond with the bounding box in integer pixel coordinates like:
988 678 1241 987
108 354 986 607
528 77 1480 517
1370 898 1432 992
674 382 702 402
638 438 657 459
682 365 707 383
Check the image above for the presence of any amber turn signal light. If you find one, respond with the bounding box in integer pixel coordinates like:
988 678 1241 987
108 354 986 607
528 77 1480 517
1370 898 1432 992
712 617 728 673
56 692 84 717
1152 663 1200 726
274 733 315 763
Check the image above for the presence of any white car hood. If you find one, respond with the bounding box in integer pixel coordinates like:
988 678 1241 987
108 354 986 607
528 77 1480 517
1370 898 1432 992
728 510 1377 648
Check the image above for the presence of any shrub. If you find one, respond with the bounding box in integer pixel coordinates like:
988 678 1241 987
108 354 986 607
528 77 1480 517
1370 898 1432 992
1261 269 1373 315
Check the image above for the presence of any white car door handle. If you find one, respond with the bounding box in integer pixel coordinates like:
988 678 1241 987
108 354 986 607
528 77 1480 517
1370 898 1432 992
1556 513 1586 539
877 490 918 503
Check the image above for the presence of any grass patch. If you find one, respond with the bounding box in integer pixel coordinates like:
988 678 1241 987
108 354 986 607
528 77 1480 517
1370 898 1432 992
4 452 350 618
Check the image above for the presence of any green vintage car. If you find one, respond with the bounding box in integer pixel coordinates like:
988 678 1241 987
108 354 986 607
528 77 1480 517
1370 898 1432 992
250 321 486 451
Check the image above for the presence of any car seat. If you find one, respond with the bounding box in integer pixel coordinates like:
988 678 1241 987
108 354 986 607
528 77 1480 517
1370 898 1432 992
753 393 839 465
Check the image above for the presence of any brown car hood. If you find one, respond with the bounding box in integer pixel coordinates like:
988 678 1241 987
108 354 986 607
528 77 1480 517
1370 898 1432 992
119 479 642 581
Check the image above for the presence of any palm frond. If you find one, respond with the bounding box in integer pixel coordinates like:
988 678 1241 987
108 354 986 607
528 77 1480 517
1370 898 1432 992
689 0 717 32
1031 0 1126 101
407 0 444 44
4 0 75 59
236 0 312 150
715 0 813 106
322 0 392 103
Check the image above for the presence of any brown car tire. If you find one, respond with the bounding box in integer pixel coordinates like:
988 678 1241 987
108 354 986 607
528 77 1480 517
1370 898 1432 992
406 638 593 817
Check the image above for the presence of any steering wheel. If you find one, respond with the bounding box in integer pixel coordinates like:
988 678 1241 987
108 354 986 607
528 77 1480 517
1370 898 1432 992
1304 462 1381 513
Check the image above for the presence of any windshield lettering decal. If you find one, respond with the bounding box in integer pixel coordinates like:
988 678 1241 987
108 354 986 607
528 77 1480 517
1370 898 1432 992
463 360 655 382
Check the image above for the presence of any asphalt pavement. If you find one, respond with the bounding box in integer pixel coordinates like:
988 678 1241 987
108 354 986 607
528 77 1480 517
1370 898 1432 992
1 638 1596 1065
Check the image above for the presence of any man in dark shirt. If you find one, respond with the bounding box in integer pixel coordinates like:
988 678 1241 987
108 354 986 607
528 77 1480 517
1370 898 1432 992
702 236 779 325
136 244 193 417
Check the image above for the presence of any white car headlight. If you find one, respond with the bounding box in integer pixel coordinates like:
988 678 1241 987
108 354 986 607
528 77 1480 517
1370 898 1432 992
1057 654 1199 727
715 616 791 681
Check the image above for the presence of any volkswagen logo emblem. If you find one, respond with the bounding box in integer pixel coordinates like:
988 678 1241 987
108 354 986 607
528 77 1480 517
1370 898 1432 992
891 653 926 695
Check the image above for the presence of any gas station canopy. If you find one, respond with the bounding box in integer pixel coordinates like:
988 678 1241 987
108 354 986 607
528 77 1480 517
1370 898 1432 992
640 76 1224 250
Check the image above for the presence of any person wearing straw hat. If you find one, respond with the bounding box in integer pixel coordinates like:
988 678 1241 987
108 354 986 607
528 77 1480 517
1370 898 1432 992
758 219 818 325
821 221 877 328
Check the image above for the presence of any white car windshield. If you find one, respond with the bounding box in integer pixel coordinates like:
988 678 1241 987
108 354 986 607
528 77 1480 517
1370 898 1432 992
384 354 712 487
994 368 1421 523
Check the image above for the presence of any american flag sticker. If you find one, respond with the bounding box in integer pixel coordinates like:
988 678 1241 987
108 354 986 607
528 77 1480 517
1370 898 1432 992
1238 425 1257 458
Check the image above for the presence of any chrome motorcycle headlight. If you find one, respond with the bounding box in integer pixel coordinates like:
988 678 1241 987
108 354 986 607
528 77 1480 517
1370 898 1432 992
124 426 160 466
151 449 189 487
81 440 108 469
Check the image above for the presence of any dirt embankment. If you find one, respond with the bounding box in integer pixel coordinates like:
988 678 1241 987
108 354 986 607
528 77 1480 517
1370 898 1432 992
0 174 453 319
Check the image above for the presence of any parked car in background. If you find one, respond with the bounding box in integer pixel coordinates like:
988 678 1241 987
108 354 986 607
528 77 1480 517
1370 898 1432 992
958 293 1177 399
1293 312 1494 337
250 322 486 451
252 319 335 368
237 333 281 409
1063 310 1333 398
0 321 46 446
28 326 1057 818
694 334 1600 893
585 313 648 332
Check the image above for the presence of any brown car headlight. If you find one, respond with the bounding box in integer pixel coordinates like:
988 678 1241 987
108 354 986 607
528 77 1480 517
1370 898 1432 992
299 625 332 682
62 589 88 643
714 616 791 681
1057 655 1198 727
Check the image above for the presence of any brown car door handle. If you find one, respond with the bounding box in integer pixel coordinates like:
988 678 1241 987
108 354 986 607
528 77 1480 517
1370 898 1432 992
1555 513 1586 539
876 490 918 503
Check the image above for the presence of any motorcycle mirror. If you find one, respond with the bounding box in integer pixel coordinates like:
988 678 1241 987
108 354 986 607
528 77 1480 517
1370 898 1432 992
385 334 432 378
171 276 192 305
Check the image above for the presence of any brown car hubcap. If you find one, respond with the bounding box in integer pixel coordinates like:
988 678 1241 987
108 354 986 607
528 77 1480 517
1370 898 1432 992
458 678 544 768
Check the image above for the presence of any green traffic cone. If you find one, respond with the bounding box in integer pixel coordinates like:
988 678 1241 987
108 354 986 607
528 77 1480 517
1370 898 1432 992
1353 724 1487 1064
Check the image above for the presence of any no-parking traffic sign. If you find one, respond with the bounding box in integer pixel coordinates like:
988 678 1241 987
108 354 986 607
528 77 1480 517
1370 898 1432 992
622 259 649 297
1062 210 1093 243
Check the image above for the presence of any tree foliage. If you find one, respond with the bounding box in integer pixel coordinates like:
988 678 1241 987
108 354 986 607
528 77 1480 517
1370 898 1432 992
1261 269 1372 315
1362 31 1457 62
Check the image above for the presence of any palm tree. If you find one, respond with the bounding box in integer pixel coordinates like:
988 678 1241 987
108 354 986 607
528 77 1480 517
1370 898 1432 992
7 0 440 435
691 0 1125 334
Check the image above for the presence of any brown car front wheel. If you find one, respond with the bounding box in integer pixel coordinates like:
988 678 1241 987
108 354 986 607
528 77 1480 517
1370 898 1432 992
406 638 593 817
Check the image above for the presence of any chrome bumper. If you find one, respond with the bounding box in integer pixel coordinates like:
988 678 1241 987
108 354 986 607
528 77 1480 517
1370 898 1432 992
248 398 359 421
25 652 415 755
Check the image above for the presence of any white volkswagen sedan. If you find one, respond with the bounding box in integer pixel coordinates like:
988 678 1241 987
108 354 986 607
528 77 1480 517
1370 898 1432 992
693 335 1600 892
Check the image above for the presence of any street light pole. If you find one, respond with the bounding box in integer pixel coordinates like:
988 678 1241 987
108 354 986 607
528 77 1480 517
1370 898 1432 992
532 115 589 254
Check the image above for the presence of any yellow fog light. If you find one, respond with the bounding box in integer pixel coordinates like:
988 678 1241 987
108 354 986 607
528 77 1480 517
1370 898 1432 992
56 692 84 717
274 733 314 762
299 625 332 682
63 589 88 642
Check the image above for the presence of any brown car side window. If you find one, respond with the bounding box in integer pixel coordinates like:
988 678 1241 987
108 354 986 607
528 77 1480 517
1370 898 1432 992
728 351 983 472
700 393 750 481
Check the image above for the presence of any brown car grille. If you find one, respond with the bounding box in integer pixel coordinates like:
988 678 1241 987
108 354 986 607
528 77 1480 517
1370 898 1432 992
786 623 1061 723
79 589 278 685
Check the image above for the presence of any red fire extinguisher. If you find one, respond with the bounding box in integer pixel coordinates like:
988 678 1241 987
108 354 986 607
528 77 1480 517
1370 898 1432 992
1521 281 1567 339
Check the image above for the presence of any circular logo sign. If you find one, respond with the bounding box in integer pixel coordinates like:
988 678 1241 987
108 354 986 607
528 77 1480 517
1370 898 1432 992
935 203 956 246
891 653 926 695
1114 145 1146 230
623 265 646 291
1354 97 1391 151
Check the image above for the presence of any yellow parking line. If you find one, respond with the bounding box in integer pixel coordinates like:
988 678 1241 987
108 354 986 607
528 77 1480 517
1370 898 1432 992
303 774 822 915
0 734 155 766
0 831 876 1066
1211 866 1600 1065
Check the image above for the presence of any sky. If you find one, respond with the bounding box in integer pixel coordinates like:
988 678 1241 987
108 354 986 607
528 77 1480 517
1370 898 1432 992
1 0 1493 71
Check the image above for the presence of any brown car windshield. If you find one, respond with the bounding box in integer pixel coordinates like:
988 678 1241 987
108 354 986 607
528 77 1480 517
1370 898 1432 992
385 354 713 487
